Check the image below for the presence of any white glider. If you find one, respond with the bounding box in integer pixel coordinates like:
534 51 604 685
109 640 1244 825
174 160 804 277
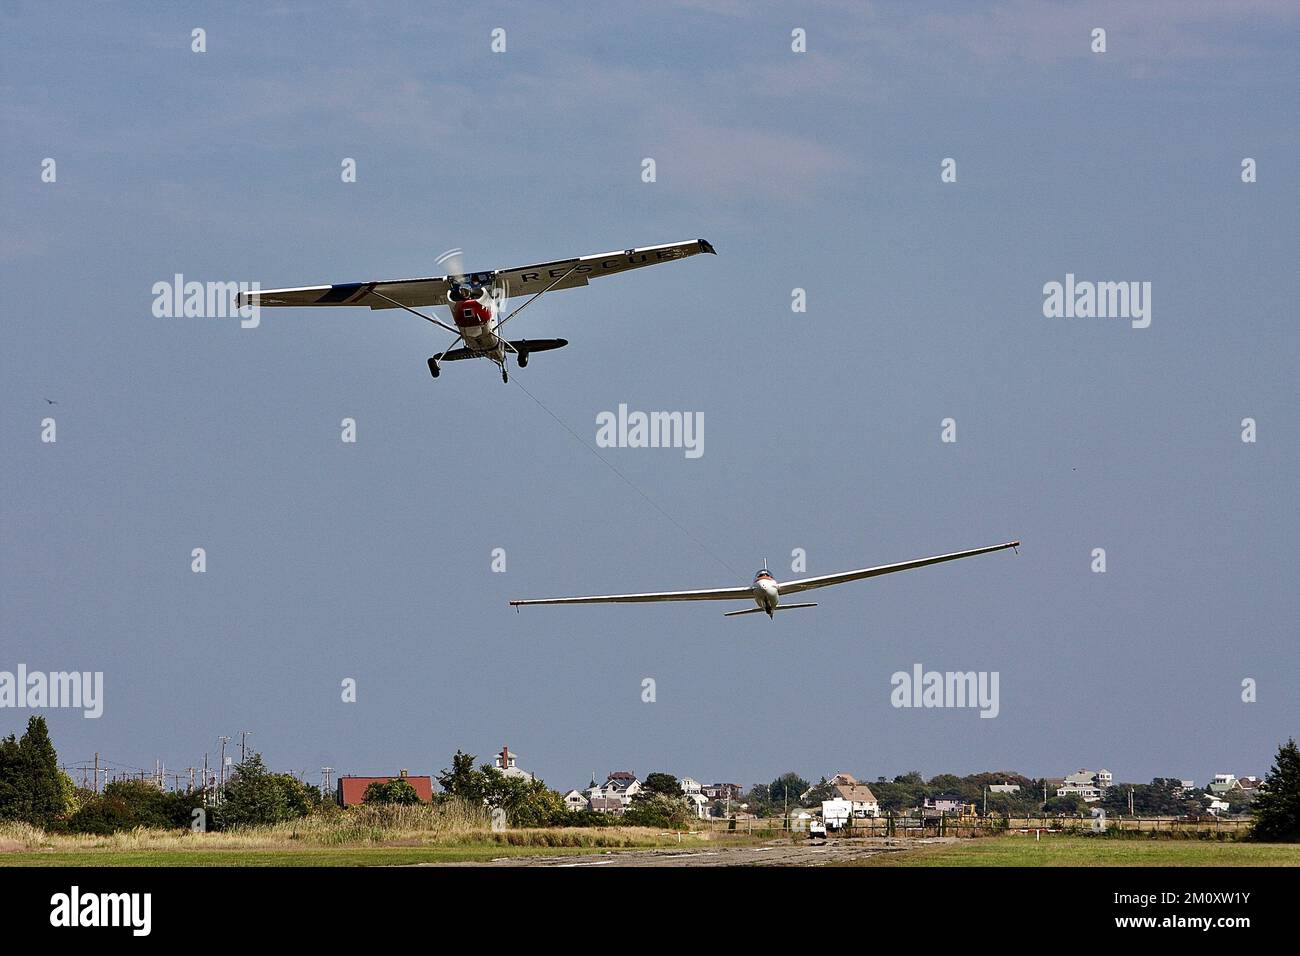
510 540 1020 618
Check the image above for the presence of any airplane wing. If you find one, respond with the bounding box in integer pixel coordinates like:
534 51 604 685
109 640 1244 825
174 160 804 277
778 541 1020 595
510 582 752 608
238 239 715 311
493 238 715 298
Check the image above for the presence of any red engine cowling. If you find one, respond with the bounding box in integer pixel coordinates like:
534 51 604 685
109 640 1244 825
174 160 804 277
452 297 492 328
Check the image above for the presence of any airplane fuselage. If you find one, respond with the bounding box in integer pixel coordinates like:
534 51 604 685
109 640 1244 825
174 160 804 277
449 292 505 361
753 570 780 617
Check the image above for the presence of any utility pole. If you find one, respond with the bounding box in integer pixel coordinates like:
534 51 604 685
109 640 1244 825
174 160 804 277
239 731 252 763
218 736 231 795
321 767 334 799
94 752 100 793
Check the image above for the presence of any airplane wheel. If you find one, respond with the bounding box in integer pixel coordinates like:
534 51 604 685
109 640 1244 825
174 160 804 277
501 367 509 383
427 357 440 379
517 352 529 368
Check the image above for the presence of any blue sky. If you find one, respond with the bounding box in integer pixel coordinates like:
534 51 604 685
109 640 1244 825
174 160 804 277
2 1 1296 792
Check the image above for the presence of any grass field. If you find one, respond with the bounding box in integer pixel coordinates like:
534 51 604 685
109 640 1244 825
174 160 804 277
1 844 641 866
3 814 1296 867
856 835 1300 867
0 811 721 867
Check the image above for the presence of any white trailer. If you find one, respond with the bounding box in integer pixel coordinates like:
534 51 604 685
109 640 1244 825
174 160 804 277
821 798 853 831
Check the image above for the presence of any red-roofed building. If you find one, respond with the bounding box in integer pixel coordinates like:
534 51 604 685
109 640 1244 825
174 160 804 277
336 769 434 806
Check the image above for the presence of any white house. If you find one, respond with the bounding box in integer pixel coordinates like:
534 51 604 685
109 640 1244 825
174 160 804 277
1208 773 1240 795
586 771 642 814
831 782 880 817
685 792 710 819
1058 769 1108 802
563 789 588 812
490 745 534 782
678 777 703 796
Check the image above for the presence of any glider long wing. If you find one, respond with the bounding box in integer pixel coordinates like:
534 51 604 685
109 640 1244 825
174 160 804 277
510 583 752 608
778 541 1020 595
238 239 715 311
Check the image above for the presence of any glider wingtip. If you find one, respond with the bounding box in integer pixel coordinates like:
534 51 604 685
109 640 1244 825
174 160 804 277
699 238 717 255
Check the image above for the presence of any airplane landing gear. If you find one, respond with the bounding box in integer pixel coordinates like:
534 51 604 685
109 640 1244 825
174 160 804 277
517 351 529 368
427 357 440 379
501 365 509 384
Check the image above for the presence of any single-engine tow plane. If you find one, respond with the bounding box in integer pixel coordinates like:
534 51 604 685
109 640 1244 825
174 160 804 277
238 239 716 382
510 541 1020 618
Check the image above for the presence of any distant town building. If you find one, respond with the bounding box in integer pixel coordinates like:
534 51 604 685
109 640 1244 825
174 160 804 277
336 769 433 807
1237 776 1262 794
988 783 1021 794
684 792 710 819
831 781 879 817
678 777 703 795
702 783 742 801
563 789 587 812
490 745 534 782
924 794 970 815
1057 769 1110 802
1209 773 1242 795
585 771 642 814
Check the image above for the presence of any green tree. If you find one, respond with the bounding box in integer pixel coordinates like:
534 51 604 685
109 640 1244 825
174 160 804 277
68 792 139 834
211 753 313 830
802 776 834 808
436 749 570 826
437 751 491 802
1100 779 1197 817
1250 738 1300 842
622 792 695 829
768 772 810 809
927 773 964 794
641 772 682 798
1044 794 1086 814
744 783 771 816
499 779 568 827
363 778 422 805
0 716 66 826
56 771 80 820
68 781 203 833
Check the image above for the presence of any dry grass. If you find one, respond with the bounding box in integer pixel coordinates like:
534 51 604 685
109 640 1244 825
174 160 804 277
1 803 702 855
0 820 46 849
